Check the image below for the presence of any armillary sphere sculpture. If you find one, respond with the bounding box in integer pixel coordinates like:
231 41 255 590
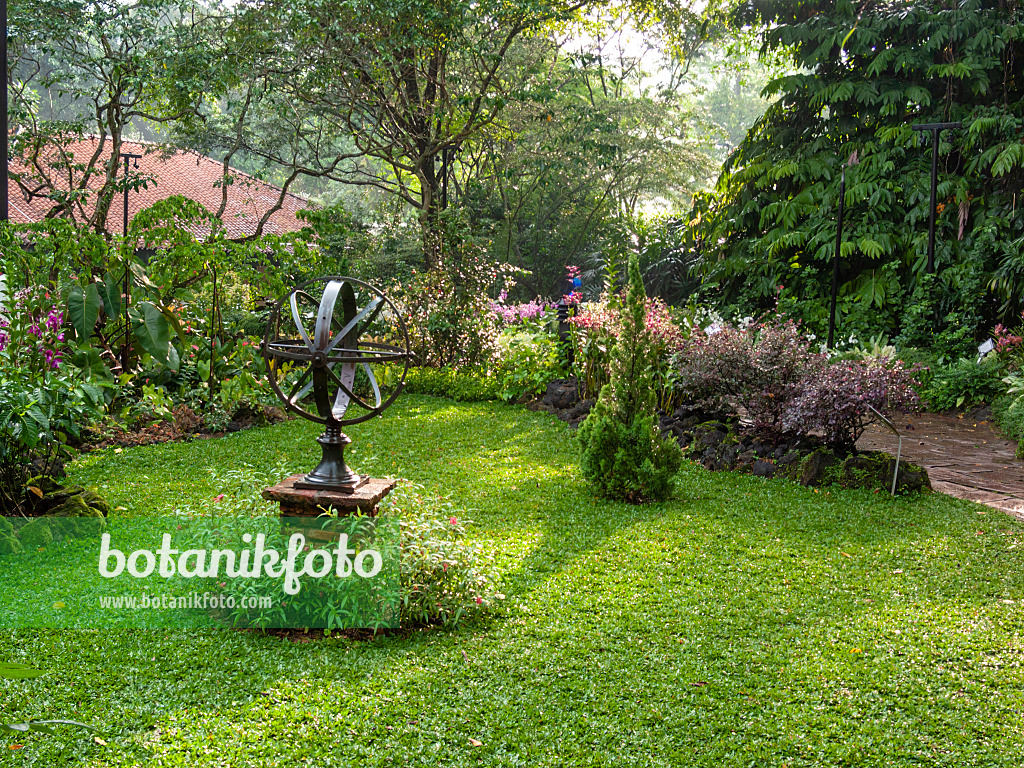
261 276 411 493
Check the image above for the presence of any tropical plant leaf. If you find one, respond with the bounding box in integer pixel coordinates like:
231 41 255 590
97 272 122 320
67 283 102 341
132 302 172 364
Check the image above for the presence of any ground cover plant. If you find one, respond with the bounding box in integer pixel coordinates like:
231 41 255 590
2 395 1024 766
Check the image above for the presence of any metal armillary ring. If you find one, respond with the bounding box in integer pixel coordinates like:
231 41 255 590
261 276 411 492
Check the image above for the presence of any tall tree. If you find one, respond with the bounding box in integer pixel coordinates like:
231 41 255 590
691 0 1024 345
463 9 714 297
169 0 594 267
7 0 214 232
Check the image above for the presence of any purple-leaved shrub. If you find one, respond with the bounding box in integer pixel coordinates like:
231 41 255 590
673 317 919 449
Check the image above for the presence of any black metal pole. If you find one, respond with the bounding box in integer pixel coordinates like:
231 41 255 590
118 151 141 372
121 155 130 371
827 169 846 350
927 129 939 274
912 122 961 275
2 0 8 223
209 262 217 398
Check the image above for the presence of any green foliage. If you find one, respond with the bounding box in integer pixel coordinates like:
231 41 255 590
577 396 682 503
578 255 682 502
467 31 713 298
7 0 212 231
494 320 567 402
0 665 98 736
0 371 107 514
695 0 1024 343
393 365 503 402
993 388 1024 458
381 485 504 627
387 220 518 370
921 356 1006 412
295 202 372 276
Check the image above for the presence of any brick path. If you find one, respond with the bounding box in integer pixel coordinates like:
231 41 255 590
857 412 1024 519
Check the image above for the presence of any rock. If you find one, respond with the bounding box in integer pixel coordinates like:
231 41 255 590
752 459 776 478
28 474 65 494
840 455 874 484
0 534 23 554
751 442 772 458
226 421 243 433
700 447 719 469
80 489 110 516
48 494 92 517
542 378 580 410
838 452 932 494
19 518 54 549
30 459 65 481
566 399 594 420
778 451 801 467
37 486 86 513
262 405 288 423
721 445 740 469
894 464 931 494
0 517 12 537
736 450 758 467
799 449 838 487
694 426 727 451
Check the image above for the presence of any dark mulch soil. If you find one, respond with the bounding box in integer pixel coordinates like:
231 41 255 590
81 404 290 451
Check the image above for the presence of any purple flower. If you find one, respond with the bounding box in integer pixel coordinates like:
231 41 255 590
46 309 63 332
0 331 7 352
28 323 42 337
42 348 63 369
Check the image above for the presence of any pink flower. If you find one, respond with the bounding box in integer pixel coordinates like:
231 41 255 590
449 516 458 526
475 596 483 605
213 494 225 502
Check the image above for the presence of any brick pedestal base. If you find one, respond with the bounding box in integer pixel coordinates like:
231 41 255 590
262 475 399 544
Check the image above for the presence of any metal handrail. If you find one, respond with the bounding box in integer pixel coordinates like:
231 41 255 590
865 404 901 496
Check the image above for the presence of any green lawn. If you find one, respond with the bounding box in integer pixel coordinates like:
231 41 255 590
3 394 1024 766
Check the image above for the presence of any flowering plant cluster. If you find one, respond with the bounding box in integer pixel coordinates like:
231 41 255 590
571 294 684 407
381 484 504 627
993 312 1024 369
489 291 552 325
563 264 583 305
571 296 683 349
389 242 520 369
673 316 920 449
0 285 70 379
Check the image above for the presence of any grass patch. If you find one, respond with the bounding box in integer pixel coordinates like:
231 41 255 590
3 394 1024 766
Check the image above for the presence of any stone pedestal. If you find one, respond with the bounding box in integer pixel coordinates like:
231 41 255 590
262 474 399 544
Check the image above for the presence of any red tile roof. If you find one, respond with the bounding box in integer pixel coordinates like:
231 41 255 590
7 137 313 240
